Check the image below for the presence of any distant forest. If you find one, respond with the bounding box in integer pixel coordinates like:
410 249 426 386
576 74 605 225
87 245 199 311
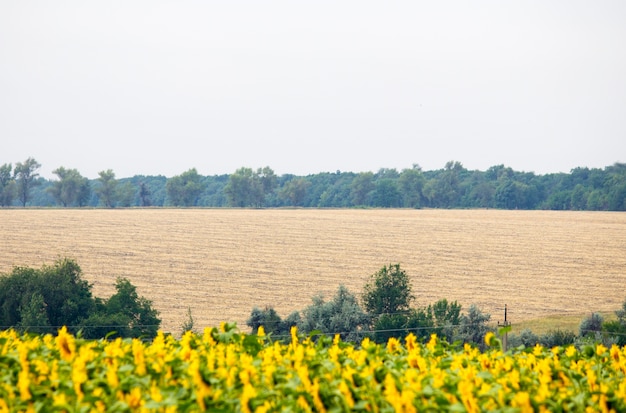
2 158 626 210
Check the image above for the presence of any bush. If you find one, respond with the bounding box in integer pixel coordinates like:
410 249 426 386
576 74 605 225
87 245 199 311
507 328 540 349
455 304 493 350
579 313 604 338
247 306 281 335
300 285 369 342
539 329 577 348
0 259 160 339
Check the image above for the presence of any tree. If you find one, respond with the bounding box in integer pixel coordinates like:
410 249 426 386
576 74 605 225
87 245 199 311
247 306 285 336
372 179 402 208
105 277 161 338
257 166 278 206
362 264 415 343
47 167 90 207
362 264 413 316
14 157 41 207
428 298 462 342
166 168 204 206
225 167 278 207
17 293 50 334
139 182 152 207
117 181 136 207
399 165 425 208
95 169 118 208
425 161 465 208
300 285 369 342
350 172 374 206
180 307 195 335
279 178 310 206
0 163 16 206
0 258 94 334
225 167 259 207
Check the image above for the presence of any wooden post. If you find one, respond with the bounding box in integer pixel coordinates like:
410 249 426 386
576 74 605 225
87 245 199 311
498 304 511 352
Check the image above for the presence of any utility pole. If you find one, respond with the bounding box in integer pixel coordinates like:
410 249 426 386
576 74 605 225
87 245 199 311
498 304 511 352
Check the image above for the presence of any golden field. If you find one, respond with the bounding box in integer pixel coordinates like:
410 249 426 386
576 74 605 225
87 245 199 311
1 209 625 334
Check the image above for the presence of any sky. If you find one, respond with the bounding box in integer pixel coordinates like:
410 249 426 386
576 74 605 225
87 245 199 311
1 1 625 180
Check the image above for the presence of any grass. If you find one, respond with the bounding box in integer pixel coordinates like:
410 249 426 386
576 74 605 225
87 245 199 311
512 312 617 336
1 209 625 335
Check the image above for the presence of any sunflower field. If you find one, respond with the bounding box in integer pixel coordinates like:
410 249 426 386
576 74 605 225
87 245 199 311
1 323 626 412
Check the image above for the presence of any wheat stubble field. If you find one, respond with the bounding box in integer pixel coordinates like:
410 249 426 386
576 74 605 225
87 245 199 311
1 209 625 334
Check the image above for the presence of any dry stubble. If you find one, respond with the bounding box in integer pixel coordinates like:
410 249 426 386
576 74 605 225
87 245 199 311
1 209 625 334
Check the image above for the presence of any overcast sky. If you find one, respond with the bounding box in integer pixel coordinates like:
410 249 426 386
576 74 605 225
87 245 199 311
1 1 625 179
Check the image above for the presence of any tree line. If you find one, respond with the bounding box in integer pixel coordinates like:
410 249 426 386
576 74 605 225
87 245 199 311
2 157 626 210
245 263 626 350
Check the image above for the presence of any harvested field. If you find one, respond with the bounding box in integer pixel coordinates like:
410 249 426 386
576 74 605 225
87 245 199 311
1 209 625 334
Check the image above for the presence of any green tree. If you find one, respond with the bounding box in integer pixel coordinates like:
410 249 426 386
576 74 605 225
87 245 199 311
117 181 136 207
399 165 425 208
105 277 161 338
0 258 94 333
372 179 402 207
14 157 41 207
47 167 90 207
225 167 263 207
166 168 204 206
257 166 278 206
300 285 369 342
139 182 152 207
95 169 118 208
0 163 16 206
247 306 285 336
17 293 50 334
180 307 195 335
362 264 414 316
426 161 464 208
279 178 310 206
227 167 277 207
362 264 415 343
350 172 374 206
429 299 462 342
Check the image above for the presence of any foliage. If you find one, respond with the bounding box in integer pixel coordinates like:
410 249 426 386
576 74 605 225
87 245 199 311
166 168 204 206
362 263 414 317
94 169 118 208
299 285 369 342
602 299 626 346
538 329 577 348
278 177 310 206
455 304 493 351
579 312 604 338
508 328 540 349
0 258 94 334
180 307 195 335
13 157 41 207
225 167 277 207
2 326 626 412
0 259 160 339
246 306 288 337
47 167 90 207
0 163 16 206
